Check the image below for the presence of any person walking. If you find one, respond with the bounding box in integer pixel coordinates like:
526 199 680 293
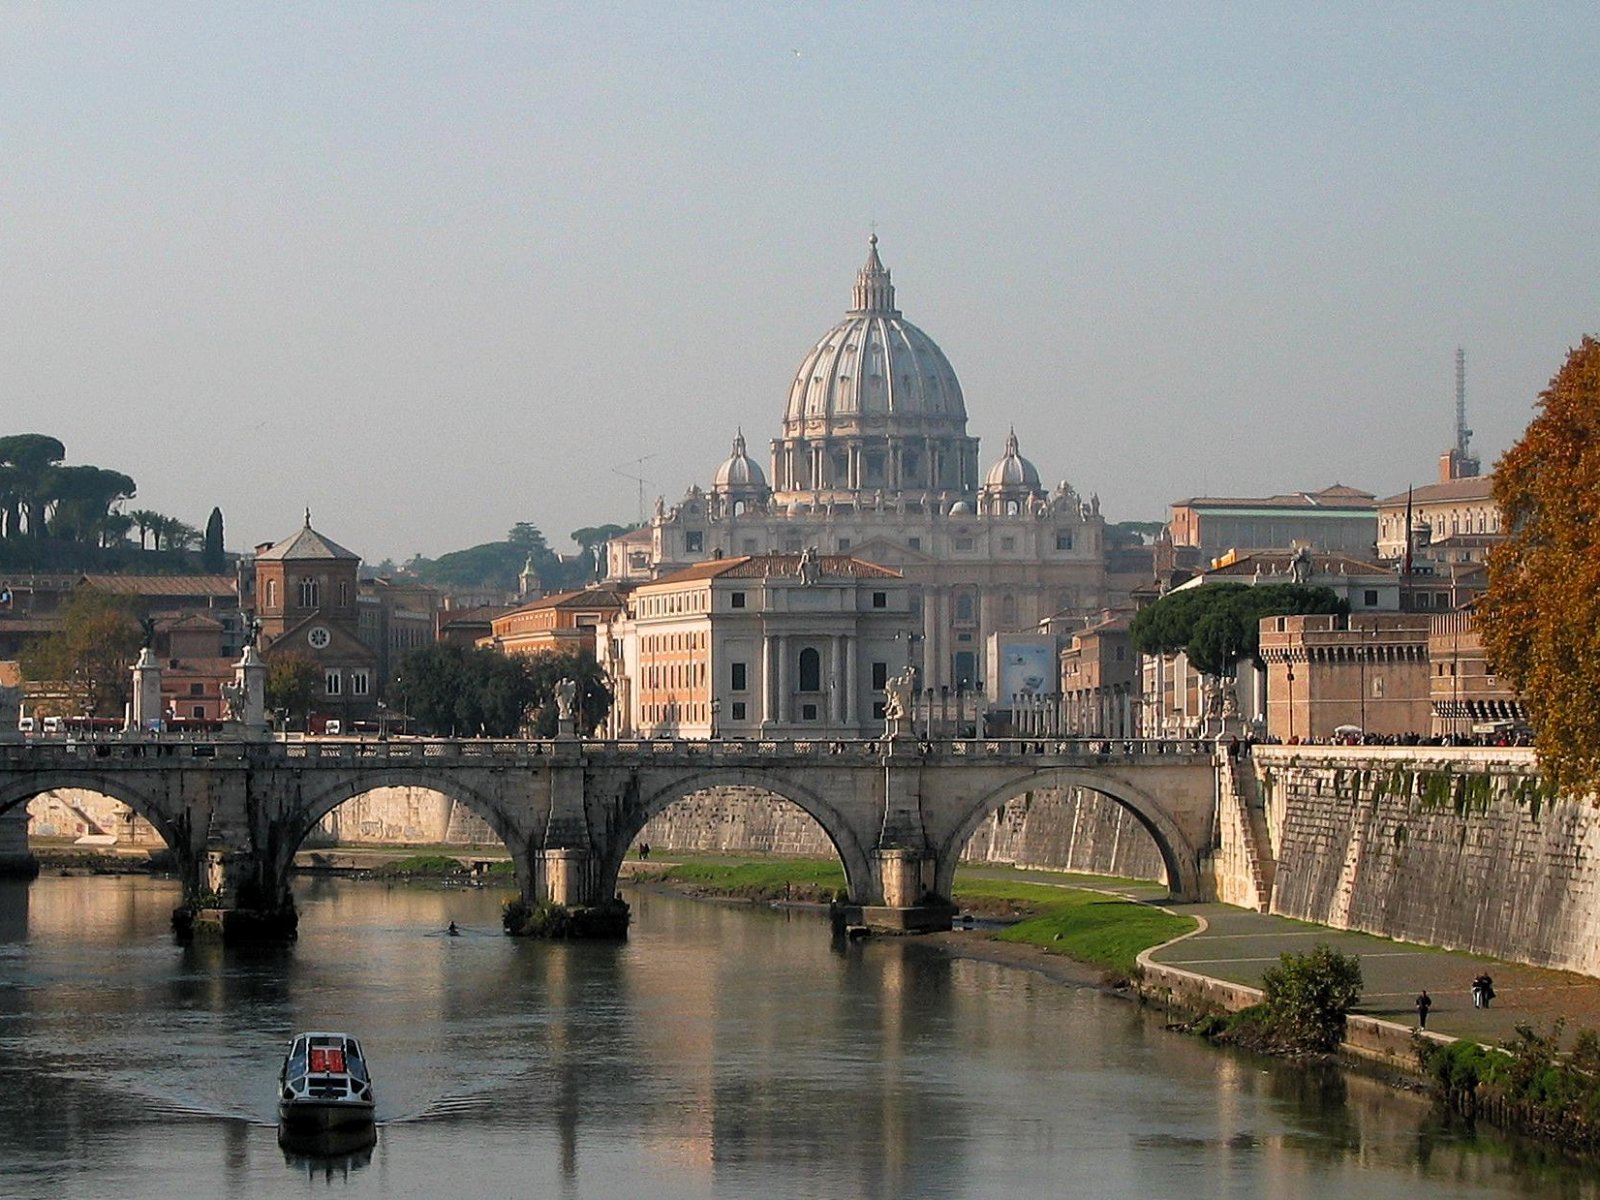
1415 990 1432 1031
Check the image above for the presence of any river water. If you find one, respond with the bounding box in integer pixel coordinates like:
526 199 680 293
0 874 1590 1199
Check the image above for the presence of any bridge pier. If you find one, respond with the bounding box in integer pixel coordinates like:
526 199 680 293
0 804 38 879
853 848 953 934
175 846 298 943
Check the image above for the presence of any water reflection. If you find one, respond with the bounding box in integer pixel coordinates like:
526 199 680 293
0 874 1595 1199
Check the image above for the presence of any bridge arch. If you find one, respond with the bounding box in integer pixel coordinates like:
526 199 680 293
283 770 539 897
935 767 1204 901
603 767 876 904
0 772 189 856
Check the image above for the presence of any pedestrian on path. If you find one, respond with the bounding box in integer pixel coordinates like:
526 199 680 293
1472 974 1495 1008
1415 990 1432 1031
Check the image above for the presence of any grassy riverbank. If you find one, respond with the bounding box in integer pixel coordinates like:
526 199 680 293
632 854 1194 979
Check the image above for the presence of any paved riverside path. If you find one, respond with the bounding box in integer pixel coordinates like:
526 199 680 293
1139 896 1600 1046
953 866 1600 1047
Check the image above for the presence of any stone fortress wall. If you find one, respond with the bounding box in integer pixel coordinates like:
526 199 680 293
1240 747 1600 976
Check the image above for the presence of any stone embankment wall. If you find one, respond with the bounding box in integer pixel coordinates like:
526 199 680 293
638 785 1167 881
1248 747 1600 975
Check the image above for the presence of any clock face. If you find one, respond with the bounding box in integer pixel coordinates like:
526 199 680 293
307 626 331 649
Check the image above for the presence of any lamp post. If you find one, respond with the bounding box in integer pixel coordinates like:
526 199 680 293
710 696 721 740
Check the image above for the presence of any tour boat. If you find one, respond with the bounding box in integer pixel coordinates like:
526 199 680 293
277 1031 376 1133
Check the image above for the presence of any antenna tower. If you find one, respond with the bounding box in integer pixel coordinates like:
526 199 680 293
611 453 658 524
1454 347 1481 477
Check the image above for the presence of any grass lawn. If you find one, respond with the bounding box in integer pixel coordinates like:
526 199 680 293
638 854 1194 978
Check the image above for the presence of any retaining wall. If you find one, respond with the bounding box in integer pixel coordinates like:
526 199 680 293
1250 747 1600 975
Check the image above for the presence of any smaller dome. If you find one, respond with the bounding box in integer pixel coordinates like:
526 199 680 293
983 428 1042 491
949 500 974 515
711 430 769 494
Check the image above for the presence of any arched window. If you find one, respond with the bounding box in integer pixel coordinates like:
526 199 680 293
798 647 821 692
298 576 320 608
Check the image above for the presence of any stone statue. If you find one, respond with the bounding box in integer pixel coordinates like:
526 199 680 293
883 666 917 723
554 677 577 722
139 616 158 649
1290 544 1313 585
244 617 261 650
653 495 666 519
798 545 822 586
221 681 246 721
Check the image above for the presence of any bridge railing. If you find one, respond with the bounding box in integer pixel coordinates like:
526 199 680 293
1 734 1219 766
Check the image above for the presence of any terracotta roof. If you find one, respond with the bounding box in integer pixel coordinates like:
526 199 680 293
499 586 629 617
1376 475 1496 507
157 612 224 631
0 661 21 688
646 554 902 586
1201 549 1390 578
79 574 237 598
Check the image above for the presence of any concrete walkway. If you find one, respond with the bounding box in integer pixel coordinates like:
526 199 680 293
1140 896 1600 1047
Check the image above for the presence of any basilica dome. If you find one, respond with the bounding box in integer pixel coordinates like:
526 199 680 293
783 236 966 434
983 429 1042 491
711 430 768 493
771 237 979 501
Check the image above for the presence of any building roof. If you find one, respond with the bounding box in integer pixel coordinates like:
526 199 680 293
157 612 224 631
79 574 237 598
256 513 360 562
1200 548 1391 579
0 661 21 688
646 553 902 587
499 586 628 617
1172 485 1377 512
1376 475 1496 507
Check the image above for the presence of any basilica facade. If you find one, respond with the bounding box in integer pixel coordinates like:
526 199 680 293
606 237 1109 698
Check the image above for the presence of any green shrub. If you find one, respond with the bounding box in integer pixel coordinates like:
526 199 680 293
1259 943 1363 1053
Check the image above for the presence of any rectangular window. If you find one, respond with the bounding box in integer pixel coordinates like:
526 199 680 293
685 531 703 553
1000 536 1015 551
872 700 886 720
872 662 888 690
1056 532 1073 551
731 662 747 691
838 538 851 552
189 683 204 696
351 670 370 697
801 703 818 721
731 701 747 720
324 670 341 696
192 705 205 719
742 539 758 553
908 537 921 551
1363 590 1379 606
954 537 974 551
872 591 887 609
731 592 746 609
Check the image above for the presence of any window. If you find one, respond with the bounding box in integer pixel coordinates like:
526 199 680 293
798 647 821 692
908 537 921 551
266 579 277 609
192 705 205 719
954 651 976 688
872 661 888 690
339 581 349 606
189 683 204 696
1001 536 1015 551
742 539 759 553
299 576 320 607
731 662 747 691
838 538 851 552
802 703 818 721
324 669 341 696
731 701 746 720
872 591 887 609
955 593 975 622
731 592 746 609
954 536 974 551
872 700 886 720
351 670 370 697
1363 590 1379 606
685 531 703 553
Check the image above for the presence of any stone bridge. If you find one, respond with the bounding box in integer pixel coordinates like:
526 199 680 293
0 735 1219 937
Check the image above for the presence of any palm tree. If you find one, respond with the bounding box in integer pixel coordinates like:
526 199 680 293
128 509 162 551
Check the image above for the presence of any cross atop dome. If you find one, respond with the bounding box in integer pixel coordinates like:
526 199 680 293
849 233 899 316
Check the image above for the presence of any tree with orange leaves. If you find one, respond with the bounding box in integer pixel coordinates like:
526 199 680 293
1480 336 1600 797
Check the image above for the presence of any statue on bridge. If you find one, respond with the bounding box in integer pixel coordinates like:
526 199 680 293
883 666 918 738
221 681 247 722
554 678 578 737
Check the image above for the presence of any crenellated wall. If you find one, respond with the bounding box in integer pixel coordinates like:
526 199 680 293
1245 747 1600 975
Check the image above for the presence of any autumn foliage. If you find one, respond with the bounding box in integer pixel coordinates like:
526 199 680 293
1480 336 1600 798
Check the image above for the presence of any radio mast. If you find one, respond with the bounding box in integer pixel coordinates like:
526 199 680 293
1453 347 1481 478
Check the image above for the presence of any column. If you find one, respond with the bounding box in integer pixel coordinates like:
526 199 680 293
762 634 776 725
842 637 856 732
776 635 791 726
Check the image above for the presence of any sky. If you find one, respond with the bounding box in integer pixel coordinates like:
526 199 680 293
3 3 1596 563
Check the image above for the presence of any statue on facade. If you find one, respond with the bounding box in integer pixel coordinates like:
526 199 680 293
798 545 821 586
554 677 578 722
1290 544 1313 585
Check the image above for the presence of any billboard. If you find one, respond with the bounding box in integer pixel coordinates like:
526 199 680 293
997 638 1055 702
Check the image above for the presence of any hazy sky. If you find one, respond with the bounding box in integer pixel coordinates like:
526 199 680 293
4 4 1596 563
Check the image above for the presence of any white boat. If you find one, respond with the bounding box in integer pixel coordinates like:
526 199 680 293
278 1032 376 1133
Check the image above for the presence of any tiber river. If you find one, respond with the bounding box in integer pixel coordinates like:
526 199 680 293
0 874 1593 1200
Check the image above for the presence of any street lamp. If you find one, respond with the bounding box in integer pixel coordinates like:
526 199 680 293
710 696 721 740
